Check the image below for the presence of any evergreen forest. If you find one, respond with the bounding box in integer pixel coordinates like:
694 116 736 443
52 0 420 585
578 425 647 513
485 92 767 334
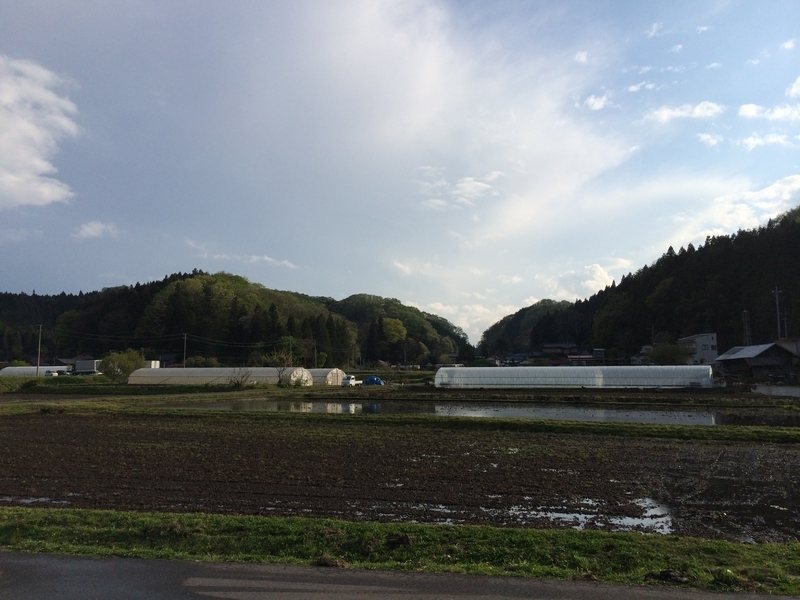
2 205 799 368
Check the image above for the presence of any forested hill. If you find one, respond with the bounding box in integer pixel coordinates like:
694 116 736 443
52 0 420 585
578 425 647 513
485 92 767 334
480 205 800 359
0 272 468 368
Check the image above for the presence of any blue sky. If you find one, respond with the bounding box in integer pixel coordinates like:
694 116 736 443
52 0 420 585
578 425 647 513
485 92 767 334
1 1 799 342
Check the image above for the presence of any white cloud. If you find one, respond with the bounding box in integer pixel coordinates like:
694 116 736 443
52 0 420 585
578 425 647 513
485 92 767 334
213 253 297 268
582 264 614 291
0 55 80 210
646 101 725 123
627 82 646 92
645 23 664 38
574 51 587 63
668 176 800 246
745 58 760 65
670 44 683 53
697 26 710 34
706 62 722 69
739 103 800 121
697 133 723 146
73 221 118 239
498 274 523 284
740 133 791 151
584 92 612 110
639 66 651 74
421 198 455 211
781 39 796 50
786 76 800 98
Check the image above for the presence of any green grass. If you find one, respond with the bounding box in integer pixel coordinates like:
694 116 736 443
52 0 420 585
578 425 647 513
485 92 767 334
0 507 798 594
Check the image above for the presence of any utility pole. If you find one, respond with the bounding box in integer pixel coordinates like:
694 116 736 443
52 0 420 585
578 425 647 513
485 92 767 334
772 286 782 340
36 324 42 377
183 333 187 368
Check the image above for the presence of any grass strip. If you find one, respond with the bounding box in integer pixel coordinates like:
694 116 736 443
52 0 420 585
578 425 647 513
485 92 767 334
0 507 798 594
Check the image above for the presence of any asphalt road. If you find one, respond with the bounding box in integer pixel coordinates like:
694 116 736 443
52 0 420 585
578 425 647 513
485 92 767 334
0 552 774 599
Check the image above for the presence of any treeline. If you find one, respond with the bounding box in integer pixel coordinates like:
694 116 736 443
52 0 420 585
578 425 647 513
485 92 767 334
1 271 469 368
481 205 800 358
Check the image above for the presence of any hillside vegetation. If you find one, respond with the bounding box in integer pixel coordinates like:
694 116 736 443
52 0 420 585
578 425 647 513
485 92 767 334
1 272 468 368
481 205 800 359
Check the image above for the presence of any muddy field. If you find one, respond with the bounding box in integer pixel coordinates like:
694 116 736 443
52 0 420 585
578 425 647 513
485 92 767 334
0 412 797 543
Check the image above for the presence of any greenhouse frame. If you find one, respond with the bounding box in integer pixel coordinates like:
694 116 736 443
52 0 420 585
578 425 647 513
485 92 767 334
128 367 313 386
307 368 346 386
434 365 713 389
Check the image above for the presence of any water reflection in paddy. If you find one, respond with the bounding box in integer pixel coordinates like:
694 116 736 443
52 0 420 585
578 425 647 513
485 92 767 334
148 398 800 426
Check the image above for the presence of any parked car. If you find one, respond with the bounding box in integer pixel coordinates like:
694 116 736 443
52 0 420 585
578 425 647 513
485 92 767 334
363 375 385 386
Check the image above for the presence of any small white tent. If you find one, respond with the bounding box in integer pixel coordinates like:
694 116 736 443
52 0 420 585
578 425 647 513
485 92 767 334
128 367 313 386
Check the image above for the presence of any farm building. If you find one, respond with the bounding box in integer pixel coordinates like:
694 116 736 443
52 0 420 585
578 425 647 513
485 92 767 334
128 367 313 386
434 365 713 389
715 343 798 381
0 366 70 377
307 368 346 386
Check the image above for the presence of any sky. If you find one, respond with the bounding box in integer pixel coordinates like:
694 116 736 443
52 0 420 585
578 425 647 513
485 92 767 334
1 1 799 343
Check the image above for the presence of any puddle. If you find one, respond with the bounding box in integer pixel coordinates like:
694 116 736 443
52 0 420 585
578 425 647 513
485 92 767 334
0 496 69 505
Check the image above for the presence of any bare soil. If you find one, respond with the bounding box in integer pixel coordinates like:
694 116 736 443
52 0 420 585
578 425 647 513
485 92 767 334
0 413 797 542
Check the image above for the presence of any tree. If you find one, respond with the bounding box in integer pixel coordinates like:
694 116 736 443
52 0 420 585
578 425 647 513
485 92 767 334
646 343 690 365
99 349 145 383
263 348 294 386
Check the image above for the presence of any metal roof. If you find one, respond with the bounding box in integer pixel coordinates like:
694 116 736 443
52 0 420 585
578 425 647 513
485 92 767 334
715 343 776 361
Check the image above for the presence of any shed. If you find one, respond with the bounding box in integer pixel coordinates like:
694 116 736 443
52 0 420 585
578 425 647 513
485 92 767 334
715 343 798 381
434 365 713 389
128 367 313 386
0 366 70 377
307 368 346 386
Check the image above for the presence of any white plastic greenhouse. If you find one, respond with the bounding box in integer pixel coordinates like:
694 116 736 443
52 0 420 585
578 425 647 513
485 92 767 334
434 366 713 389
127 367 313 386
0 366 70 377
307 368 346 386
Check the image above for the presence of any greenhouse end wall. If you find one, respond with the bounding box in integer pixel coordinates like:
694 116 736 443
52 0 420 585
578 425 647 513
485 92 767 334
434 366 713 389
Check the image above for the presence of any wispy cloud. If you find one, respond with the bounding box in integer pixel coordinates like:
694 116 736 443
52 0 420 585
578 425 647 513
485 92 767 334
73 221 118 239
645 23 664 38
705 62 722 69
186 238 295 267
646 101 725 123
739 103 800 121
780 38 796 50
745 58 760 65
740 133 791 151
584 92 612 110
627 81 655 92
697 133 723 147
0 55 80 211
786 76 800 98
670 44 683 53
697 26 711 34
574 51 587 63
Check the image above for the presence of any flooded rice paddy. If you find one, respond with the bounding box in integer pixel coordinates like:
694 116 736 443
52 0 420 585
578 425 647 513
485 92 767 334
155 398 800 427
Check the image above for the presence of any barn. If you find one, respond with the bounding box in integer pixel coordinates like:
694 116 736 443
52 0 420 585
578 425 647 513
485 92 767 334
128 367 313 386
434 365 713 389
